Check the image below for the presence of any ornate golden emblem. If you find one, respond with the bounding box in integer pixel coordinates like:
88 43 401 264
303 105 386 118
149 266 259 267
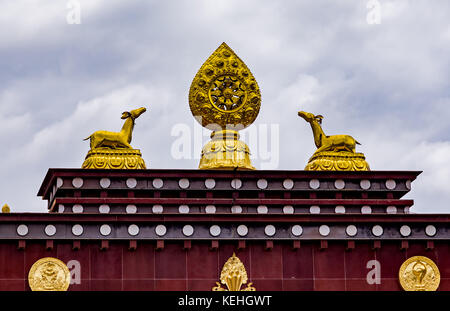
82 107 147 169
399 256 440 291
298 111 370 171
28 257 71 291
212 253 255 291
190 43 260 170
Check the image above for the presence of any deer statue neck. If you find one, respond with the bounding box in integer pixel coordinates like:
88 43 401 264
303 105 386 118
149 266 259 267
309 119 326 148
120 117 135 143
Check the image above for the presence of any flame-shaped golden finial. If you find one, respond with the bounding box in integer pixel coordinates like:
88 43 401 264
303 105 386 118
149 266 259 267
189 43 261 170
212 253 256 291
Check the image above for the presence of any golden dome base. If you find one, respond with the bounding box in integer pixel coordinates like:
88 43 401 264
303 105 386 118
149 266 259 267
199 130 255 170
305 151 370 171
82 148 146 169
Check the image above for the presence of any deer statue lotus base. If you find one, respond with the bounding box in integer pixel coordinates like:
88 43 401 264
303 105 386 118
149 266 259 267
305 151 370 171
82 148 146 169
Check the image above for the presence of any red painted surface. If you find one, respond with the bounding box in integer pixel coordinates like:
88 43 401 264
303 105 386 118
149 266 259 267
0 240 448 291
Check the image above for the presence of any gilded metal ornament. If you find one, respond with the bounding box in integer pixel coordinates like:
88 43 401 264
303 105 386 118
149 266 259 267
82 107 147 169
298 111 370 171
189 42 261 130
399 256 440 291
1 204 10 213
28 257 71 291
212 253 255 291
190 43 260 170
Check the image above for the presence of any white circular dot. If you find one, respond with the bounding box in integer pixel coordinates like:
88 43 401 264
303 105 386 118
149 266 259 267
346 225 358 237
425 225 437 237
179 178 190 189
179 205 189 214
209 225 221 237
309 179 320 189
100 224 111 236
182 225 194 237
360 180 371 190
99 178 111 189
126 205 137 214
72 224 83 236
283 206 294 214
335 206 346 214
309 206 320 214
205 205 216 214
72 205 83 214
44 225 56 236
372 225 383 237
405 180 411 190
283 179 294 189
152 178 164 189
128 224 139 236
152 205 163 214
56 177 63 188
265 225 276 237
99 204 110 214
58 204 65 213
385 179 396 190
400 225 411 237
231 179 242 189
319 225 330 236
334 179 345 189
257 179 268 189
72 178 83 188
257 205 268 214
361 206 372 214
291 225 303 236
126 178 137 189
231 205 242 214
237 225 248 236
17 224 28 236
205 179 216 189
386 206 397 214
155 225 167 236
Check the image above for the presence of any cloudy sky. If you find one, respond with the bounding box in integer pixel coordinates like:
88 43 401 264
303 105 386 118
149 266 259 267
0 0 449 213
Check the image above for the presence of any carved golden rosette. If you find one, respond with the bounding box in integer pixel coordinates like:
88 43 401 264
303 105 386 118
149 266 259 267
399 256 440 291
82 148 146 169
189 42 261 130
305 151 370 171
28 257 70 291
212 253 255 291
199 130 254 170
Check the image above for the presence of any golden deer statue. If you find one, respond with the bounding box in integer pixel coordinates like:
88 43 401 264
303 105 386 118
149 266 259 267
84 107 146 150
298 111 361 154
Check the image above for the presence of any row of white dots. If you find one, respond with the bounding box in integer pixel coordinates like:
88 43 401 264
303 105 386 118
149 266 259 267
58 204 406 215
60 177 411 191
15 224 437 238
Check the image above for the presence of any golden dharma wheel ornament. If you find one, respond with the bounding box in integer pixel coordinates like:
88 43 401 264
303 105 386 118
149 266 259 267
28 257 71 291
398 256 440 291
190 43 260 170
212 253 255 291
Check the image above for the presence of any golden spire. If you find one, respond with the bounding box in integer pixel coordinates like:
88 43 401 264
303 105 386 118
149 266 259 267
2 204 10 213
189 43 261 170
81 107 147 169
298 111 370 171
212 253 255 291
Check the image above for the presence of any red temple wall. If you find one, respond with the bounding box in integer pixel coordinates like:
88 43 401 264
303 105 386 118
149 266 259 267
0 240 448 291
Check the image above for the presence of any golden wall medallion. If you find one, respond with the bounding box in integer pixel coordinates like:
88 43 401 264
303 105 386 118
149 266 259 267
28 257 71 291
399 256 440 291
